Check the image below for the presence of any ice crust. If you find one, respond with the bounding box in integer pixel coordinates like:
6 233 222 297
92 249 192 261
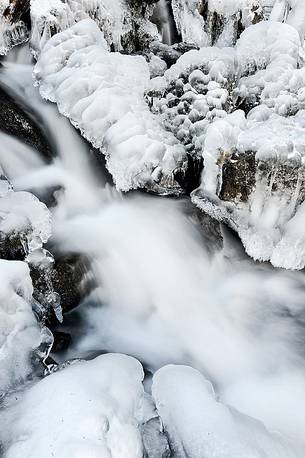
34 19 186 193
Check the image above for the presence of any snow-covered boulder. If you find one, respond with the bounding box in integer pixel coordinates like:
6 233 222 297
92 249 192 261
0 353 163 458
0 259 42 393
152 364 304 457
34 19 187 194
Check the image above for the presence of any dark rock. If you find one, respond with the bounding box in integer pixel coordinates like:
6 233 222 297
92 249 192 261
174 154 203 194
3 0 31 27
0 84 53 161
141 417 172 458
219 150 256 202
0 231 27 261
31 253 94 323
51 331 71 353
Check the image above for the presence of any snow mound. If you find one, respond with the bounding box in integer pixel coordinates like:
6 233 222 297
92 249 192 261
0 259 41 393
34 19 186 194
152 364 303 457
0 353 146 458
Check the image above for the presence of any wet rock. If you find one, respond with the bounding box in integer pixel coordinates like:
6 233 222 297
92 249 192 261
0 85 53 161
30 253 94 323
219 150 256 203
141 417 172 458
51 331 71 353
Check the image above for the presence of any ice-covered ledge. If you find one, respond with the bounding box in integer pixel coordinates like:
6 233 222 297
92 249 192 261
33 19 187 194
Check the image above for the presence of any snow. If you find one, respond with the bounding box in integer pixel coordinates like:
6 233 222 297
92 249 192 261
34 19 186 193
0 259 41 393
152 365 303 457
0 353 146 458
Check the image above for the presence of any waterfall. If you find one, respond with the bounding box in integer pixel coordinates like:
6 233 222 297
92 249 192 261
153 0 178 45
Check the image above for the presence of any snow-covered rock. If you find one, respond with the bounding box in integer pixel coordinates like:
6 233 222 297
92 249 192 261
0 353 153 458
167 21 305 269
34 19 187 194
152 365 303 457
0 259 42 393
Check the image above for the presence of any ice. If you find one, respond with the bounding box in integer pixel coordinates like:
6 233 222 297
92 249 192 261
0 259 41 393
172 0 208 47
152 365 303 457
30 0 158 57
172 0 265 47
0 0 29 55
0 353 147 458
270 0 305 39
34 19 186 194
236 21 301 110
181 21 305 269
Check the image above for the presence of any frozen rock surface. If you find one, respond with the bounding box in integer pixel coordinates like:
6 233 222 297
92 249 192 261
34 19 187 194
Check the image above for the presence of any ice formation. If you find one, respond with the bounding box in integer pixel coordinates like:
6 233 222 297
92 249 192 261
152 365 303 457
0 354 148 458
0 0 29 55
148 19 305 268
34 19 187 194
30 0 158 57
172 0 265 48
0 259 41 392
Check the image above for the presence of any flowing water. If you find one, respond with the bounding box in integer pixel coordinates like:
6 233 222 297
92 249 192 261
153 0 178 45
2 46 305 448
